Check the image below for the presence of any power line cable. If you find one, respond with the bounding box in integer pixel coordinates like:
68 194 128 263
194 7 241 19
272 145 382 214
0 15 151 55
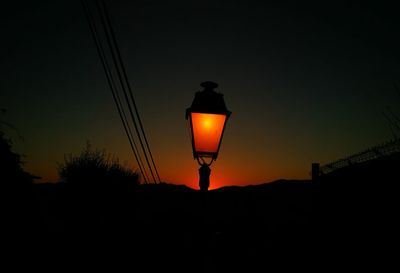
81 0 149 183
96 0 160 183
99 0 161 183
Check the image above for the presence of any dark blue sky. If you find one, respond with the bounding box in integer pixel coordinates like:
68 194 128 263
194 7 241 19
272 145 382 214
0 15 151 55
1 0 399 187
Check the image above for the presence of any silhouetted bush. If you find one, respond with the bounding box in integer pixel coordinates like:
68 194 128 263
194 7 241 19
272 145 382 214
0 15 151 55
0 129 35 185
0 131 23 177
58 142 139 186
1 124 33 236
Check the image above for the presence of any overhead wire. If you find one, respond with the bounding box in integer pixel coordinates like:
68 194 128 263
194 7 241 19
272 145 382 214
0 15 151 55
96 0 161 183
81 0 149 183
94 0 156 184
99 0 161 183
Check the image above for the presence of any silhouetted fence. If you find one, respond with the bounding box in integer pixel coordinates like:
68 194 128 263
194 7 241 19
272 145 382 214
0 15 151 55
320 139 400 175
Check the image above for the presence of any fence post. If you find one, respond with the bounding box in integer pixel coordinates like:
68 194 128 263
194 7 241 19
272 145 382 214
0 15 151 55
312 163 320 181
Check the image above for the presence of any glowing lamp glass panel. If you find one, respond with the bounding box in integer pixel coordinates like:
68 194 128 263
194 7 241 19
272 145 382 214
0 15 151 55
191 112 227 155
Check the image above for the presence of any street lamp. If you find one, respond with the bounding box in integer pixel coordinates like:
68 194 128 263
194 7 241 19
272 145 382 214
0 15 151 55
186 81 231 192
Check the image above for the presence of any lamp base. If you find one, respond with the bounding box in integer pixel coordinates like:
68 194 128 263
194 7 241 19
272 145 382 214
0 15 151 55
198 164 211 192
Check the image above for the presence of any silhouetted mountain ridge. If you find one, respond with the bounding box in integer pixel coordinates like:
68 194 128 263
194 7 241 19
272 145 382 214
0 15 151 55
212 179 311 191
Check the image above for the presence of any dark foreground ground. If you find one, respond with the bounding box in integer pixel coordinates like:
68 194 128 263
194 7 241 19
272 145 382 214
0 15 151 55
5 152 399 271
3 179 312 271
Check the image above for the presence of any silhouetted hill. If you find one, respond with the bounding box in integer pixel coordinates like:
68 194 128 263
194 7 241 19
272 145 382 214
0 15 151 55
315 152 400 268
27 179 313 271
318 151 400 220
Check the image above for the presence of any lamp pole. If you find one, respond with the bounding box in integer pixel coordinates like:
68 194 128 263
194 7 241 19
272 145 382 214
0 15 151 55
199 163 211 192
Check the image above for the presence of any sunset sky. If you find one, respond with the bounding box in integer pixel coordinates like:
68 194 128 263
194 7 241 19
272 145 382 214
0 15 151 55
1 1 399 189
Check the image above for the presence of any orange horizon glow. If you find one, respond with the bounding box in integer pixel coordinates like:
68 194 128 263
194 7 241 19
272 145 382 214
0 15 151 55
191 112 227 155
30 152 308 189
